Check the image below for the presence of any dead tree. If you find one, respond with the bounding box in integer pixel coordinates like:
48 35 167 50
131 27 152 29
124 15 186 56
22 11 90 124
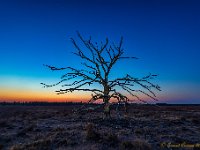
41 32 161 117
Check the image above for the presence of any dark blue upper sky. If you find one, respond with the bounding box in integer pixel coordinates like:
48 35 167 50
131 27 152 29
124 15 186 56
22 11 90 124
0 0 200 103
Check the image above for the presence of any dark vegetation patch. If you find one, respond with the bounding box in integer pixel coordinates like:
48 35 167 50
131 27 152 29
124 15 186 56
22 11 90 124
0 105 199 150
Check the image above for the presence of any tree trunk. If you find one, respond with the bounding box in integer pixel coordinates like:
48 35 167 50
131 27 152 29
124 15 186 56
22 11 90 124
103 98 110 119
103 85 110 119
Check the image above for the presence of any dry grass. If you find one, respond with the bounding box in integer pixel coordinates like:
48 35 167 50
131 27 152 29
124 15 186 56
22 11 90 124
0 105 199 150
86 123 100 142
121 139 152 150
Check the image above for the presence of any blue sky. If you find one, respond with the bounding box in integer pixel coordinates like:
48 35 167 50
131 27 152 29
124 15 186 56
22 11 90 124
0 0 200 103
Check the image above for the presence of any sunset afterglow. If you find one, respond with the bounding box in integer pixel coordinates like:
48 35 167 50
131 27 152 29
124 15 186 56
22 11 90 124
0 0 200 103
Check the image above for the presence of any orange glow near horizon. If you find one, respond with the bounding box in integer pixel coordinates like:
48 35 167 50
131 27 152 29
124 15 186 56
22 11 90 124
0 87 89 102
0 87 165 103
0 76 174 103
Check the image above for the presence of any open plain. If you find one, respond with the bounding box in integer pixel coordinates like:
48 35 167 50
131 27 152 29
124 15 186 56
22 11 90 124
0 104 200 150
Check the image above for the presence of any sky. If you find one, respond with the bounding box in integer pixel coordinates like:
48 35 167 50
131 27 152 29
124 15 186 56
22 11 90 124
0 0 200 103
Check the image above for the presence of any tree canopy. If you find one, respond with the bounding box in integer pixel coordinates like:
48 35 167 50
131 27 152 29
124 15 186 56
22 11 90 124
41 32 161 105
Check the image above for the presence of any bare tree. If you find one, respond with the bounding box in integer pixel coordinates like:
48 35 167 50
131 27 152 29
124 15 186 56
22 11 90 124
41 32 161 116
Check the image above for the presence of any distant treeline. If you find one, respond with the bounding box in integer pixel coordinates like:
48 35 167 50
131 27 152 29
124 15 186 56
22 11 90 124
155 103 200 106
0 101 91 106
0 101 199 106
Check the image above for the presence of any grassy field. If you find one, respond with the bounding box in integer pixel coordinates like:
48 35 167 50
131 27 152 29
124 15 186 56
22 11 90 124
0 104 200 150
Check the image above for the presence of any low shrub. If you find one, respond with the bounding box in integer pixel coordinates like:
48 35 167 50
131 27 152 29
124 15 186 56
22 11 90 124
86 123 100 141
103 133 119 147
